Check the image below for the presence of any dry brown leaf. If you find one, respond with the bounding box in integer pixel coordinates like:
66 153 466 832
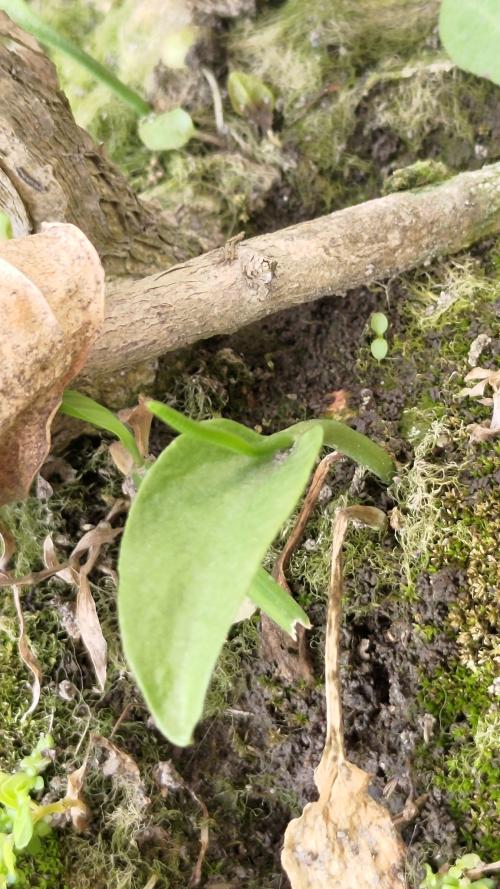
118 396 153 459
12 585 42 719
282 506 407 889
460 367 500 441
262 452 342 682
66 761 91 832
41 524 122 688
93 735 142 783
0 223 104 505
76 561 107 691
109 441 136 476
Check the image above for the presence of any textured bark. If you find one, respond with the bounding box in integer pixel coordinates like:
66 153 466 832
2 13 500 389
83 161 500 381
0 13 205 278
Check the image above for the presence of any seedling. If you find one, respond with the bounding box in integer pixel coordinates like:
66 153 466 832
420 854 495 888
0 735 74 888
0 0 195 152
59 391 395 746
370 311 389 361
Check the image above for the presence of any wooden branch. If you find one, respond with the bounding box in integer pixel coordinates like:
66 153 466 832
83 161 500 381
2 13 500 389
0 13 207 278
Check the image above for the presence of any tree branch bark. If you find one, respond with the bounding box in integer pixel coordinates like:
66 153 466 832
83 160 500 382
2 12 500 392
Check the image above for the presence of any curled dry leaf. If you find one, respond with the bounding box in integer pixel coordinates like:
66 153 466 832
459 367 500 441
118 396 153 459
0 223 104 505
93 735 149 809
12 585 42 719
43 524 122 690
66 761 91 832
282 506 407 889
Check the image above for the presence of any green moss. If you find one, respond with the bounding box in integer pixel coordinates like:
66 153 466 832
18 833 69 889
383 159 450 193
417 664 499 858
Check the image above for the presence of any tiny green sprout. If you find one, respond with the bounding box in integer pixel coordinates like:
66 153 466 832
370 312 389 336
369 312 389 361
370 337 388 361
0 212 13 240
61 389 395 747
0 735 73 889
420 855 495 889
0 0 195 152
227 71 275 130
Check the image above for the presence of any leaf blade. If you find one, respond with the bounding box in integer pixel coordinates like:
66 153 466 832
249 568 311 639
60 390 142 466
118 426 323 746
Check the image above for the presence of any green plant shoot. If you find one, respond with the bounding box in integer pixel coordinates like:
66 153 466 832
60 390 144 468
59 390 395 746
0 0 195 151
0 735 74 889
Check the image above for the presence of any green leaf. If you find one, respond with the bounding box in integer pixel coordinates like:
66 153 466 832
118 425 323 746
287 419 395 483
227 71 274 129
59 390 143 467
370 337 389 362
0 212 13 240
249 568 310 637
439 0 500 86
456 856 482 871
138 108 195 151
148 399 395 482
370 312 388 336
12 801 33 850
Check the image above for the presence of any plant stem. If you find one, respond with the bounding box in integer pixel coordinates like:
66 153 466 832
0 0 151 116
147 399 292 458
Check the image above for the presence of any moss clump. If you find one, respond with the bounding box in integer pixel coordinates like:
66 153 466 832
383 159 450 193
418 664 499 858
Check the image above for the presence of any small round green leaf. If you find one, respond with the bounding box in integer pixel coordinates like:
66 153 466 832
138 108 195 151
370 312 388 336
370 337 388 361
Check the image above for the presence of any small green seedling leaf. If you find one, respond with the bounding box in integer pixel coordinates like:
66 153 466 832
12 802 33 850
0 212 13 240
249 567 311 637
138 108 195 151
370 337 389 362
440 0 500 87
227 70 274 130
118 425 323 746
60 390 143 467
370 312 388 336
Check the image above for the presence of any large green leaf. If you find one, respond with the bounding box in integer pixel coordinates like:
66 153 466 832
439 0 500 86
118 425 323 746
